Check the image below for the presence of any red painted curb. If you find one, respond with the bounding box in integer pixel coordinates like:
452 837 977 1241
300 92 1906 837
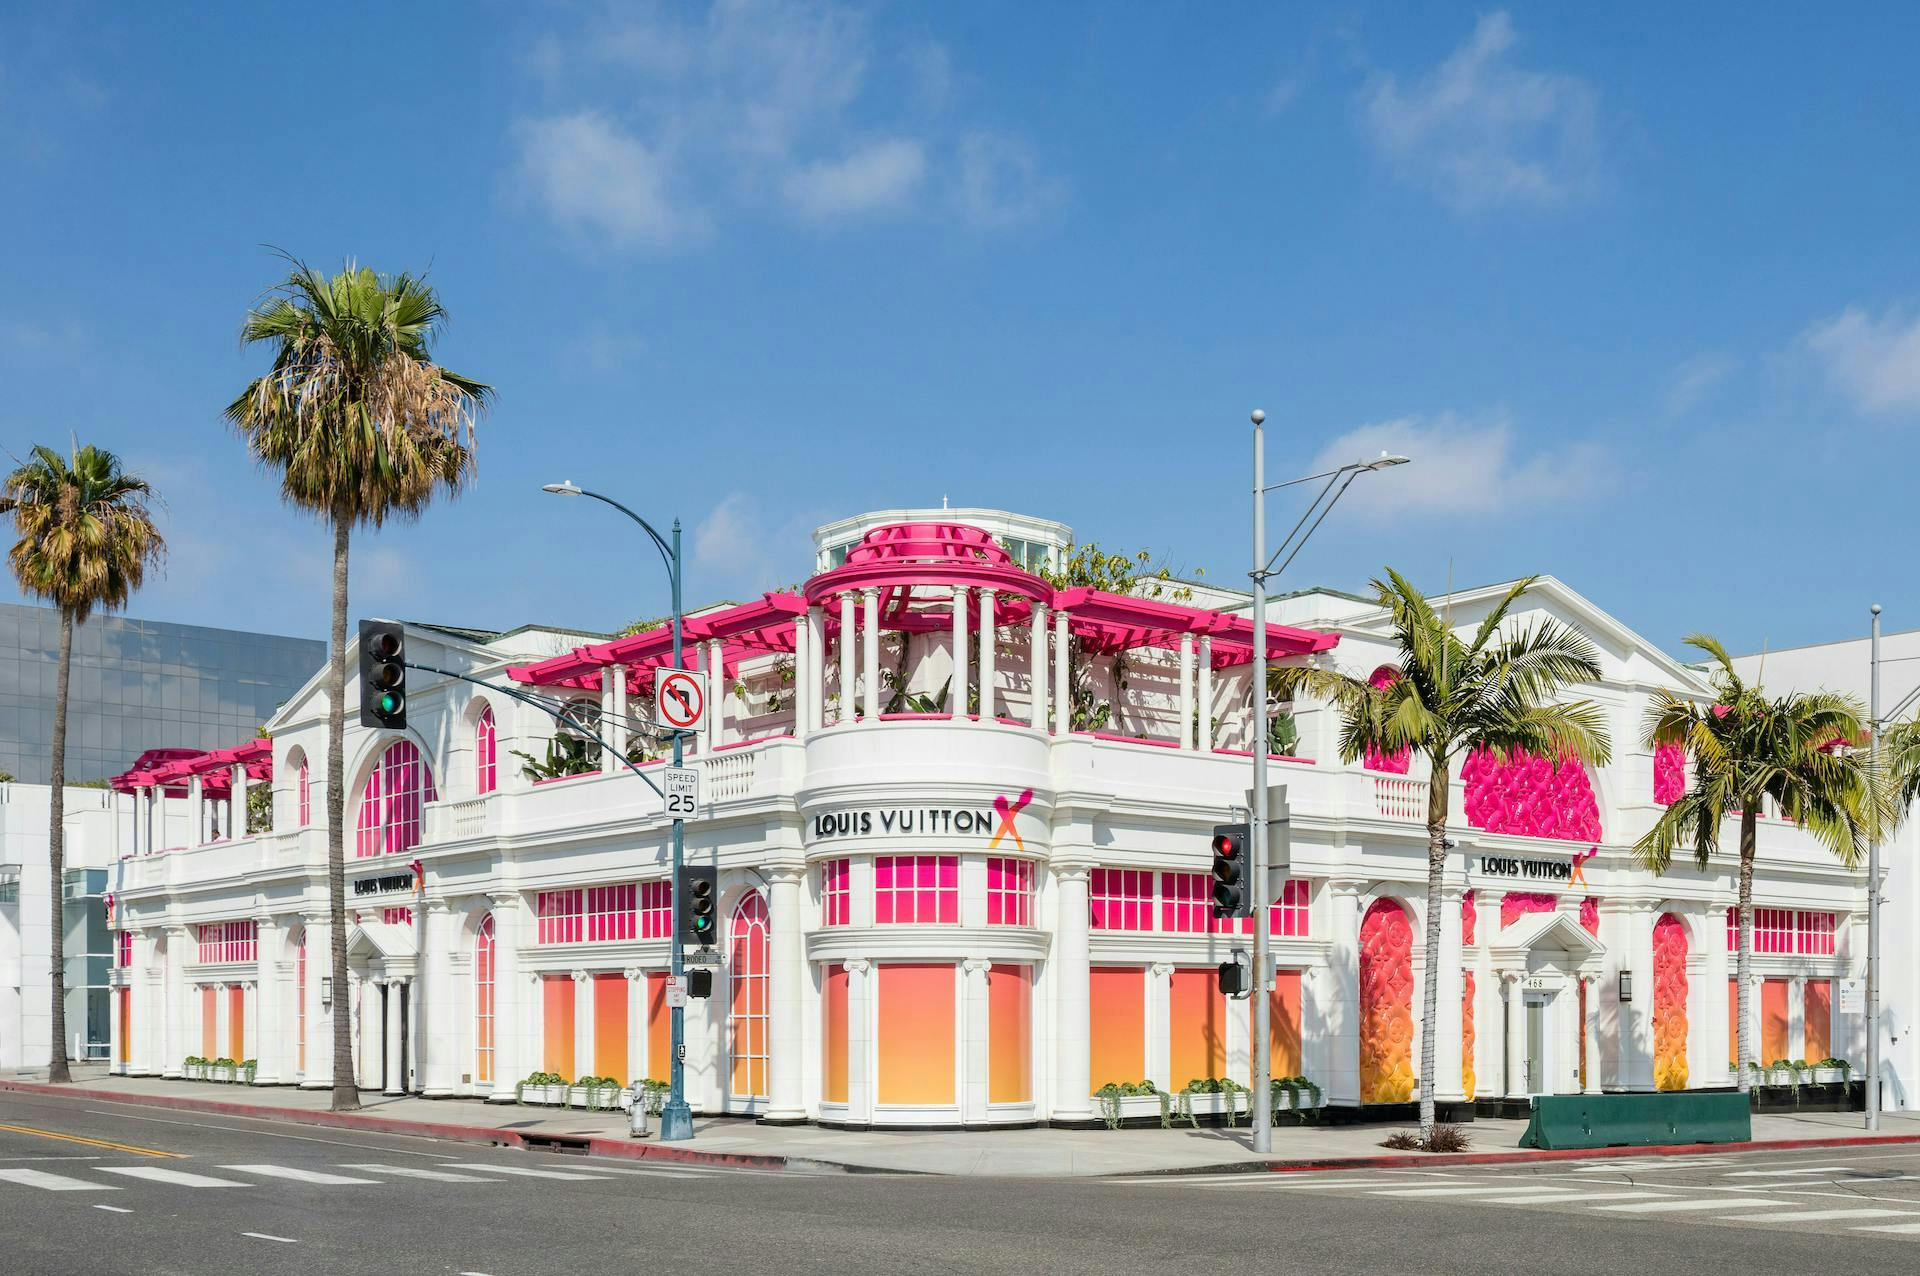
584 1137 790 1171
1249 1131 1920 1175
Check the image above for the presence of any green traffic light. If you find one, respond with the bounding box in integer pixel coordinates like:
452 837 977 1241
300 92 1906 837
380 693 399 714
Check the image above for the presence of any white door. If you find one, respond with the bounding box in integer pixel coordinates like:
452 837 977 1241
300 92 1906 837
1524 992 1553 1096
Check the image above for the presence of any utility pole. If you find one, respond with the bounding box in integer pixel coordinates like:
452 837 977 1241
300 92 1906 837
1868 603 1882 1132
1250 409 1272 1156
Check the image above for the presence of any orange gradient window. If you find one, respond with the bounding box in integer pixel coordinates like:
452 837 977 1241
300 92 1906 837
543 975 575 1079
1804 980 1832 1061
822 964 849 1104
646 972 671 1083
1761 978 1789 1063
988 964 1032 1104
1170 968 1227 1090
1089 967 1145 1086
593 973 628 1082
1270 970 1302 1078
877 964 954 1105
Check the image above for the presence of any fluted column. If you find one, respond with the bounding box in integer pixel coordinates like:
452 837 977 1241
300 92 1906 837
1052 609 1070 734
950 586 969 716
766 864 808 1122
384 979 407 1094
252 917 280 1082
977 589 996 722
1583 975 1604 1094
861 589 881 721
1177 633 1195 749
808 606 827 734
1325 881 1364 1105
706 639 725 751
188 776 204 847
605 668 628 772
232 765 249 839
845 959 872 1123
792 610 811 741
485 893 521 1098
962 959 993 1123
421 900 456 1096
1198 638 1214 750
1503 972 1528 1098
838 591 857 725
1029 602 1048 730
1052 862 1093 1120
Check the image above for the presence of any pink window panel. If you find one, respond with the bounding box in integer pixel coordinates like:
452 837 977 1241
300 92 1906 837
536 888 585 945
1727 906 1737 951
1652 741 1686 805
1732 906 1797 954
296 758 310 827
1580 896 1600 936
196 919 257 964
116 931 133 968
1462 888 1477 946
1797 911 1836 955
382 906 413 927
1160 872 1246 934
819 859 851 927
1461 747 1603 843
1363 666 1411 773
873 855 958 924
354 739 437 858
638 880 672 938
1270 878 1310 938
476 707 498 795
1089 868 1153 931
1501 891 1558 929
585 883 637 942
986 857 1034 926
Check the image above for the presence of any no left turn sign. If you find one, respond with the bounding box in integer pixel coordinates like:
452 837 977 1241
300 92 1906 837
655 669 706 731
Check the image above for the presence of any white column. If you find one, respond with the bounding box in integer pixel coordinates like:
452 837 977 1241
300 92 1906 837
1198 638 1214 750
1432 889 1465 1103
163 927 190 1077
845 959 872 1124
486 894 521 1098
572 970 592 1082
232 765 249 838
838 591 857 725
977 589 996 723
792 612 811 741
1503 972 1527 1099
706 639 725 751
862 589 881 722
188 776 204 847
1703 911 1731 1084
767 865 807 1121
421 901 456 1096
1052 609 1070 735
1583 975 1604 1094
214 979 232 1058
252 918 280 1082
1029 603 1048 731
1146 962 1174 1092
962 959 993 1123
1177 633 1195 750
1325 883 1364 1106
1051 862 1093 1120
384 979 406 1094
624 966 645 1085
950 586 969 717
808 606 827 734
605 668 628 772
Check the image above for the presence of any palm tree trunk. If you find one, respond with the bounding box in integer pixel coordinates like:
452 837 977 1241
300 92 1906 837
328 518 359 1112
1419 755 1452 1139
46 610 74 1083
1735 810 1757 1094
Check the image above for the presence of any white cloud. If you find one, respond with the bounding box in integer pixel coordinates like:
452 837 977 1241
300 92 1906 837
1308 415 1609 519
783 138 926 220
1664 353 1737 416
1802 305 1920 416
1358 11 1600 212
957 132 1067 228
511 112 696 250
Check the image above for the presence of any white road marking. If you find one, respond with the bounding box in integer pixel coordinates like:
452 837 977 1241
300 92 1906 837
1481 1191 1600 1203
242 1233 299 1244
222 1164 382 1185
1593 1197 1779 1213
93 1205 133 1213
338 1163 501 1183
95 1166 248 1188
1184 1178 1414 1190
1724 1166 1853 1177
1717 1208 1918 1223
1520 1192 1673 1203
0 1155 101 1161
1855 1222 1920 1235
1370 1185 1559 1198
0 1167 117 1192
83 1108 456 1157
444 1163 613 1182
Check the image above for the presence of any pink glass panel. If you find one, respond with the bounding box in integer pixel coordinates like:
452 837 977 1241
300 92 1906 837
196 919 257 964
1089 868 1152 931
1652 741 1685 805
476 707 497 795
296 757 310 827
474 915 494 1083
536 888 584 945
819 859 851 927
1462 889 1476 946
382 906 413 927
1579 896 1600 935
728 893 770 1099
1500 891 1557 929
354 739 437 858
1363 666 1411 773
987 857 1034 926
1461 748 1602 842
874 855 958 924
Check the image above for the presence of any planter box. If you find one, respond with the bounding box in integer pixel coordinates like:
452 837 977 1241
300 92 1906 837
569 1085 622 1111
517 1083 568 1106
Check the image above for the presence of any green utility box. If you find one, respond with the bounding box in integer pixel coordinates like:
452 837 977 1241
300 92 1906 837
1518 1091 1752 1150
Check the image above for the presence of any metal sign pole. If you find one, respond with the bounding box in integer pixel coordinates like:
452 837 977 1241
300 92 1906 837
1250 410 1272 1156
661 519 695 1142
1868 603 1882 1132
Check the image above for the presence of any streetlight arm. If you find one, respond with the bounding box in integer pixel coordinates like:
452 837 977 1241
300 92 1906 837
574 487 678 588
1264 470 1363 580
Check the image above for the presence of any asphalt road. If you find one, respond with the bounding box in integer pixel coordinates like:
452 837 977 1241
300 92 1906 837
5 1089 1920 1275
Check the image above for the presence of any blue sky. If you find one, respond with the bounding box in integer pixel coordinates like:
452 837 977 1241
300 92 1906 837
4 2 1919 659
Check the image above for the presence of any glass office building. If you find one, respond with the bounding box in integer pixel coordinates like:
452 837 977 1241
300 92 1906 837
0 603 325 785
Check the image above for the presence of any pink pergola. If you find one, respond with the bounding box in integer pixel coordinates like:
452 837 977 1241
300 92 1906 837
111 739 273 796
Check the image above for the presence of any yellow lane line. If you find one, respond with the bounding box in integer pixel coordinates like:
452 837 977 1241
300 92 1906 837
0 1124 180 1158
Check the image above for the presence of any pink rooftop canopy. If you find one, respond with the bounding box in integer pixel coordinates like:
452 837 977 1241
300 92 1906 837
111 739 272 795
510 520 1337 692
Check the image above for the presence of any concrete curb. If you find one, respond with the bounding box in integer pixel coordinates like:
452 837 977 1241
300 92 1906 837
0 1080 793 1172
1133 1131 1920 1177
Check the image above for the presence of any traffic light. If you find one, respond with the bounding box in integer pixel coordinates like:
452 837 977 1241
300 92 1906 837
686 969 714 999
679 866 718 948
358 620 407 730
1219 949 1251 999
1210 822 1250 918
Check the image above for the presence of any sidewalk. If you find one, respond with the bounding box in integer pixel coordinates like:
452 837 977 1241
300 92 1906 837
6 1067 1918 1177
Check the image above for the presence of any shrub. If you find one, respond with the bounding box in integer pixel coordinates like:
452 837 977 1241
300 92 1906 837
1424 1123 1471 1153
1381 1131 1422 1150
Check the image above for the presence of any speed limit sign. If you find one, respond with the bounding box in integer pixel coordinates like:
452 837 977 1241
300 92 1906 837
663 767 699 818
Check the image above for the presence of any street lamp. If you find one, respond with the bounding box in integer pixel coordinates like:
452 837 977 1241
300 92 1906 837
544 479 695 1143
1247 410 1410 1156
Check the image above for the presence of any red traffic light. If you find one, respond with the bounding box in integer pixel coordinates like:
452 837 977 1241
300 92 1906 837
1211 833 1240 858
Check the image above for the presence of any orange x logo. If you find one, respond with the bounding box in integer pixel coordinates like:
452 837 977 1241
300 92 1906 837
989 789 1033 851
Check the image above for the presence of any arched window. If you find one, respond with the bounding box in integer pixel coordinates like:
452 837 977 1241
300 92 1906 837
292 751 310 827
354 739 437 857
294 930 307 1074
475 914 495 1085
728 893 769 1101
475 707 498 795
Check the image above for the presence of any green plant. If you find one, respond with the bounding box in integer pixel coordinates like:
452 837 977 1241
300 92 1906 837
0 770 14 783
1815 1056 1852 1082
513 734 599 782
1424 1123 1470 1152
1271 1075 1324 1121
1174 1077 1250 1128
1381 1131 1422 1151
4 442 166 1086
514 1070 569 1104
1093 1080 1170 1130
1268 710 1300 758
1275 571 1611 1140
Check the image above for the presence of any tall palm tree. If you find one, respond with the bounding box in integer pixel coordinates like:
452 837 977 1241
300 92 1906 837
2 444 165 1082
1274 571 1610 1139
226 260 491 1111
1633 635 1878 1091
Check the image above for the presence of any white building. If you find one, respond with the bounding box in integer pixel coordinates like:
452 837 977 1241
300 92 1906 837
96 510 1892 1122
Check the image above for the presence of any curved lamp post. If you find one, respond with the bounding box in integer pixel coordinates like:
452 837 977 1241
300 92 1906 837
544 480 695 1143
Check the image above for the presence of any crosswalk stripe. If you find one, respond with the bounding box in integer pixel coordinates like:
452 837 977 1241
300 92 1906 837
95 1167 247 1188
1724 1167 1852 1177
1716 1208 1919 1224
1531 1192 1672 1203
443 1163 612 1182
1593 1197 1777 1214
222 1165 382 1186
1481 1191 1593 1203
1370 1185 1545 1198
1854 1223 1920 1235
0 1167 117 1192
337 1164 501 1183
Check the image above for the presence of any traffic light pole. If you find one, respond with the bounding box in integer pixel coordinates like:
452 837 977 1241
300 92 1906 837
662 519 695 1142
1250 412 1273 1156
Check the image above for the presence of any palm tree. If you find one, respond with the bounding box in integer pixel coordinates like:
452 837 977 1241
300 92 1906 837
2 444 165 1083
1633 635 1877 1091
226 260 491 1111
1274 571 1610 1139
